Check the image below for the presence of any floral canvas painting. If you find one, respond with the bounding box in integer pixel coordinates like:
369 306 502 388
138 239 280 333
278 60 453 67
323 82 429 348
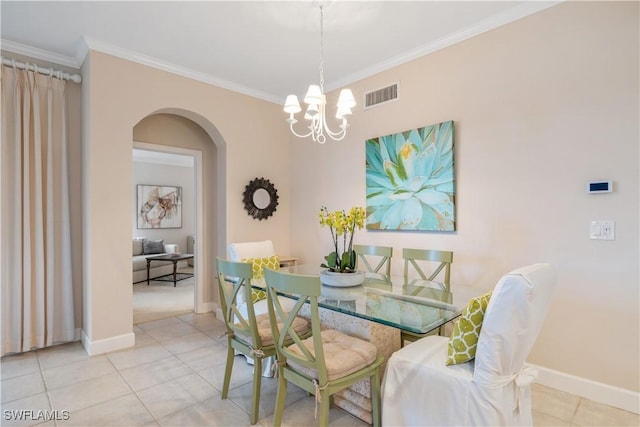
365 121 455 231
137 185 182 229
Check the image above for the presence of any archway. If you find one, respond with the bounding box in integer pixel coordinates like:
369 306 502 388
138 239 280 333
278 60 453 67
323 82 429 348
132 109 226 316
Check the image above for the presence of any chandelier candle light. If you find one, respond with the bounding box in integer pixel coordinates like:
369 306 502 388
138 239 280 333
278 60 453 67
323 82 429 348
283 5 356 144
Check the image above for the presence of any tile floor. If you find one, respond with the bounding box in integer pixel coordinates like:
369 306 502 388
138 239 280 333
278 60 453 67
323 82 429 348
1 313 638 426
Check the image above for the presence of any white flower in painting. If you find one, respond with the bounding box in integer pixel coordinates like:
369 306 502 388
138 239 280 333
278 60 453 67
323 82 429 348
365 121 455 231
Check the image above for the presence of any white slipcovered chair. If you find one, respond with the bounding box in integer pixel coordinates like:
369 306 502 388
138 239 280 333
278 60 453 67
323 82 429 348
382 263 557 426
228 239 277 264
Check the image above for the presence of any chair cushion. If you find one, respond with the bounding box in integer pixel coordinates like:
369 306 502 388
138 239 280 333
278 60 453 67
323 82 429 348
446 292 492 365
236 312 309 347
242 256 280 302
288 329 378 381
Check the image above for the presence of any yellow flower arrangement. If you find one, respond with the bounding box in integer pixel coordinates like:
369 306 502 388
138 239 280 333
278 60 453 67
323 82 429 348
319 206 366 273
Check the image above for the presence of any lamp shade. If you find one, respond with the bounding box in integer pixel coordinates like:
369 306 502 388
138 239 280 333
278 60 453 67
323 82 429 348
336 105 352 119
304 85 323 105
284 95 302 113
305 103 320 119
337 89 356 108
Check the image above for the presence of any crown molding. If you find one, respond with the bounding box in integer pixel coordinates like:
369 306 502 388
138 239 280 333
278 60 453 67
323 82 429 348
81 37 281 104
0 39 81 69
2 1 561 103
327 1 562 92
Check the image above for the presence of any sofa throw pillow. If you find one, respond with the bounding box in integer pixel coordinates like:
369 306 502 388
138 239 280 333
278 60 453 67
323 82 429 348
241 256 280 303
143 239 164 255
446 292 492 366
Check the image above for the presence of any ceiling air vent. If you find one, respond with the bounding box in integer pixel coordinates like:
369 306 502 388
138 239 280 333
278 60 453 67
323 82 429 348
364 82 399 109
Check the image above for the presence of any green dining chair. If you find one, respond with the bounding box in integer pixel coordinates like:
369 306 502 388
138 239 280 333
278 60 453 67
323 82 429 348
216 258 310 424
264 268 384 427
354 244 393 280
401 248 454 345
403 248 453 292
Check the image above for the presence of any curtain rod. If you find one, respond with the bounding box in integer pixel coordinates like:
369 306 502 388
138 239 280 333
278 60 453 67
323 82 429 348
1 57 82 83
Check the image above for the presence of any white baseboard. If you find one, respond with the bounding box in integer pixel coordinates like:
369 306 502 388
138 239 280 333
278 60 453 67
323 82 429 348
80 329 135 356
530 363 640 414
194 301 217 314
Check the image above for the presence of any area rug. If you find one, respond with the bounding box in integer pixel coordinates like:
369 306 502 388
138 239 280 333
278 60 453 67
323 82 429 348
133 277 194 324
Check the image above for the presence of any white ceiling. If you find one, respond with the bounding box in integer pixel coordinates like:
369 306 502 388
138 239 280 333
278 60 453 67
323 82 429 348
1 1 559 105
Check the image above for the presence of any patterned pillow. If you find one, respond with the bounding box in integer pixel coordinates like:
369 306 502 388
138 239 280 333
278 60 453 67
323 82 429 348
241 256 280 303
446 292 492 366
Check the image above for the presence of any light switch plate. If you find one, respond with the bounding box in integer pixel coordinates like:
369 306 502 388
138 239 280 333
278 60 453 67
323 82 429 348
590 220 615 240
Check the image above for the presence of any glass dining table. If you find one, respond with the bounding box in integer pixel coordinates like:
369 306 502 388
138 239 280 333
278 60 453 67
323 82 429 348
252 264 483 423
276 264 480 336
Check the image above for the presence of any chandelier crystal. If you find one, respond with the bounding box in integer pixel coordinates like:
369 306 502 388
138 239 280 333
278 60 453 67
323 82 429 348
283 5 355 144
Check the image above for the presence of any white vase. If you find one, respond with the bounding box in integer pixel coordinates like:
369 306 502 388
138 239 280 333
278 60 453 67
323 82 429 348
320 270 366 287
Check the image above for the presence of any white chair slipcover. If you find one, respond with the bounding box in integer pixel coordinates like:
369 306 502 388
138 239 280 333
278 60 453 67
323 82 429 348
382 263 557 426
228 240 277 264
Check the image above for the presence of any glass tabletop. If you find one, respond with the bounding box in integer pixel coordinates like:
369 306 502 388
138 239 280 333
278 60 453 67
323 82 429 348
270 264 480 335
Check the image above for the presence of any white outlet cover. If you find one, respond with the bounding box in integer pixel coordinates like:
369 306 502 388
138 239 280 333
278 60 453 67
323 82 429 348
590 220 615 240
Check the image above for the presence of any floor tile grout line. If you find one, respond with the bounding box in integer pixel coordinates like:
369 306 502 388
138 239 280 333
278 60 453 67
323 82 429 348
570 397 583 424
34 352 136 426
108 338 206 426
0 352 59 407
6 313 636 426
126 320 229 421
37 349 57 419
127 375 161 425
126 360 223 425
150 313 291 421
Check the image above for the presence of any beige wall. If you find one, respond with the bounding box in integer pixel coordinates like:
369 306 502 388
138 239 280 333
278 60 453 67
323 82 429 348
82 51 290 346
6 0 635 407
290 1 639 392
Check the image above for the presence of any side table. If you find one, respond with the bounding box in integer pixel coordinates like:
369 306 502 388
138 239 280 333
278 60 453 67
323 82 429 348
278 256 298 268
146 253 194 287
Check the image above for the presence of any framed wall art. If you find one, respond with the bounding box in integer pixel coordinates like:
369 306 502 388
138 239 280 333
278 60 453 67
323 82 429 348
365 120 455 231
137 184 183 229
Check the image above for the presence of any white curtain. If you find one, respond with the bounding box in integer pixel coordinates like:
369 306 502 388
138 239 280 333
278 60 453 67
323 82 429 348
1 65 76 356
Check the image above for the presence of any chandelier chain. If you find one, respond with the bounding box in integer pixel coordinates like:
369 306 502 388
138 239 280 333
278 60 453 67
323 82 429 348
283 3 353 143
319 5 325 93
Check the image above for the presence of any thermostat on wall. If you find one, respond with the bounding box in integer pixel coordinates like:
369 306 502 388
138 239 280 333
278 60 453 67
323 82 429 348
586 180 612 193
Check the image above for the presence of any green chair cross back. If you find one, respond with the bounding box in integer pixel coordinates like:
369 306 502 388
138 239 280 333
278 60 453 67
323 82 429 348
402 248 453 292
401 248 454 345
354 244 393 280
264 268 384 427
215 257 276 424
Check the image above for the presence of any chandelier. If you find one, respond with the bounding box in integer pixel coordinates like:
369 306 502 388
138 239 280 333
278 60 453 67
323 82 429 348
283 5 355 144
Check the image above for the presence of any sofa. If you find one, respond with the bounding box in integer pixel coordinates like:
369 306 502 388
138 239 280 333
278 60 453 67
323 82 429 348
132 237 176 283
